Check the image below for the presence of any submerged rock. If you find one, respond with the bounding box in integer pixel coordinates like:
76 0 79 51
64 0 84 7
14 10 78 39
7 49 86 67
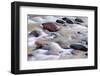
42 22 61 32
70 44 88 51
62 17 74 24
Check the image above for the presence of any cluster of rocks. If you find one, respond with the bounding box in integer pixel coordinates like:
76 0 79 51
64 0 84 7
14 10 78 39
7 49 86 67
27 15 88 60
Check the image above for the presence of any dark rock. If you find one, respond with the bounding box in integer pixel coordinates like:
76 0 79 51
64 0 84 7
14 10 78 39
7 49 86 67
85 53 88 56
62 17 74 24
28 54 33 57
75 22 81 24
42 22 61 32
29 30 40 37
70 44 88 51
56 20 65 24
36 45 43 49
75 18 84 23
77 31 81 34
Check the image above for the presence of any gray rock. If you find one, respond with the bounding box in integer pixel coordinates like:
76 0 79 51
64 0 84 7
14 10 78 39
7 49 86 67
70 44 88 51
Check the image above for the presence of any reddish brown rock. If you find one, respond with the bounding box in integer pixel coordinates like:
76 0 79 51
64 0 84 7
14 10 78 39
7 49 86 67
42 22 61 32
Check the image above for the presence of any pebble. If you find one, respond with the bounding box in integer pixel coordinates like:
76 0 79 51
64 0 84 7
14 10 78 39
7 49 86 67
62 17 74 24
70 44 88 51
56 20 65 24
42 22 61 32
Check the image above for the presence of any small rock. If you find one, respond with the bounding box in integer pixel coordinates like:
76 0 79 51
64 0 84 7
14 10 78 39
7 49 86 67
28 54 33 57
42 22 61 32
29 30 40 37
70 44 88 51
75 18 84 23
56 20 65 24
85 53 88 56
62 17 74 24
